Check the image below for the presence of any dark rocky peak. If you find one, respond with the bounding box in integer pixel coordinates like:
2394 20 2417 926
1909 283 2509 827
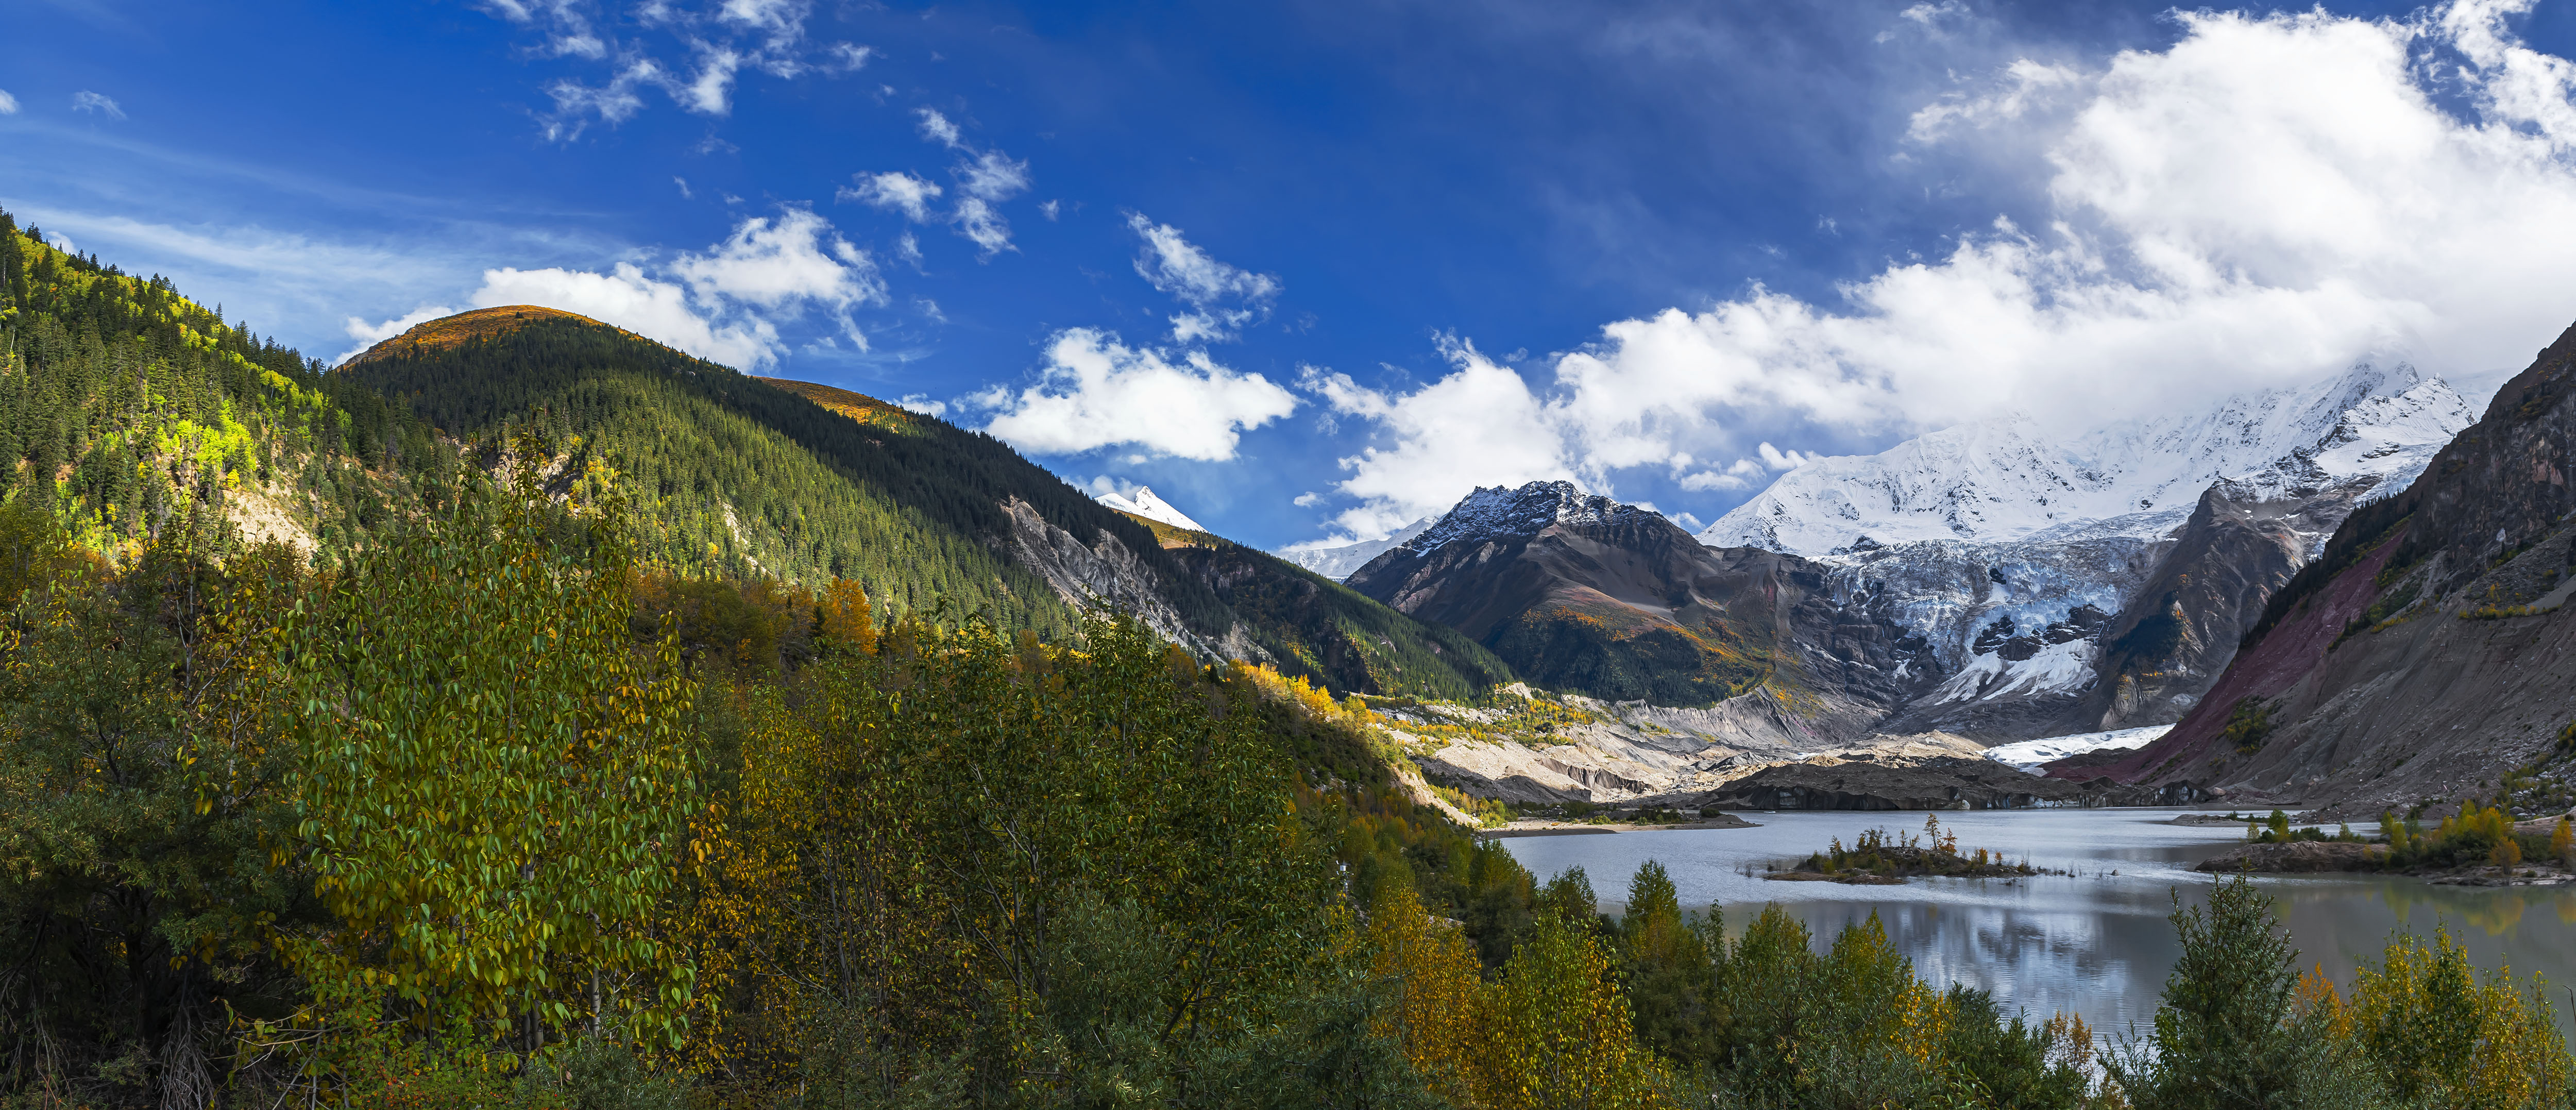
1398 480 1672 556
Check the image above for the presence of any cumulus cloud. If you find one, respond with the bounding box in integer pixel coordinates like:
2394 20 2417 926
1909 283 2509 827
669 207 883 321
472 262 781 368
338 305 462 363
1126 214 1280 342
349 209 876 370
1309 1 2576 533
71 91 124 119
680 46 743 114
1756 443 1810 470
974 329 1299 461
842 171 943 221
1303 342 1574 537
896 394 948 417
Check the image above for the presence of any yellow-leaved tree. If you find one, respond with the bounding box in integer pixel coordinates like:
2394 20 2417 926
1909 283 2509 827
1363 878 1483 1104
1476 913 1671 1109
2341 926 2572 1107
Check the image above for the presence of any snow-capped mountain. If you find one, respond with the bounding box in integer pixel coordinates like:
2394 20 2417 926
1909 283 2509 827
1699 363 2470 553
1277 516 1434 581
1094 486 1208 533
1395 481 1652 554
1696 363 2474 739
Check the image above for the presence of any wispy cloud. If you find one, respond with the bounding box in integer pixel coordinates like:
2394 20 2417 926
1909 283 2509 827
0 90 19 115
70 91 124 119
484 0 863 139
1126 214 1279 342
843 116 1034 257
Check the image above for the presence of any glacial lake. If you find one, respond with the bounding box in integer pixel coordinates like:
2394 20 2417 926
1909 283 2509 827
1498 808 2576 1044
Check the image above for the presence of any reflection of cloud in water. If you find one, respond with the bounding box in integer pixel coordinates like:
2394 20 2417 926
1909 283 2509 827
1500 810 2576 1043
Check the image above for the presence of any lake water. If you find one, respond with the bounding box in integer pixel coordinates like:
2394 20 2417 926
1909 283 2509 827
1498 808 2576 1043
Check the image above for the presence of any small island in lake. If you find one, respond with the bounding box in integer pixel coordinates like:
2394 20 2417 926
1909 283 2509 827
2194 803 2575 887
1764 814 2043 885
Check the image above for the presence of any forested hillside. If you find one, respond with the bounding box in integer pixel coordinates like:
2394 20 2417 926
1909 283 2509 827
343 305 1511 697
0 208 446 562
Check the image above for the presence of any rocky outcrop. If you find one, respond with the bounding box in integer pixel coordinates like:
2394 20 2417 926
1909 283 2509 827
999 496 1266 664
2054 477 2383 735
1695 756 2182 812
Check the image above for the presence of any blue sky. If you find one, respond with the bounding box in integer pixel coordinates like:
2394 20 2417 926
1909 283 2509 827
11 0 2576 549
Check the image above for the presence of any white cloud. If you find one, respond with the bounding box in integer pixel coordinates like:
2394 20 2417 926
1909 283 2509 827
338 305 461 363
1756 443 1810 470
1312 2 2576 532
896 393 948 417
1040 199 1061 221
681 46 743 114
471 262 780 368
71 91 124 120
346 210 878 371
917 107 963 148
1907 58 2080 142
957 149 1029 200
1293 491 1323 508
848 123 1031 255
0 90 19 115
493 0 831 137
1126 214 1279 342
954 198 1013 256
826 42 873 71
45 233 75 255
669 207 883 321
841 171 943 221
1303 343 1573 537
1677 458 1766 492
543 59 663 139
1128 214 1277 305
976 329 1299 461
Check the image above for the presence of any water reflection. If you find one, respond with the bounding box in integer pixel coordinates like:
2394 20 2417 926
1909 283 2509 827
1497 808 2576 1042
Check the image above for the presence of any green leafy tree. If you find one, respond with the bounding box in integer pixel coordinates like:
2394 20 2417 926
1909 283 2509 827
278 459 703 1058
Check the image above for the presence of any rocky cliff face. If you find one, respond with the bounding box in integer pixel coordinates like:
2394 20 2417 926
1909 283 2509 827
999 496 1266 664
2092 322 2576 817
1345 481 1941 724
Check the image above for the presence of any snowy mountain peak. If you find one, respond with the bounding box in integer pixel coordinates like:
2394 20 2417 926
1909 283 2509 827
1275 516 1434 581
1095 486 1208 533
1401 480 1655 556
1698 361 2470 554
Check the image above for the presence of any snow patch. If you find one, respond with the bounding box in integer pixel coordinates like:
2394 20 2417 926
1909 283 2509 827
1095 486 1208 532
1981 726 2172 773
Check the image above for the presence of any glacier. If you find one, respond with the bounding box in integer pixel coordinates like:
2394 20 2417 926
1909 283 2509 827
1699 362 2475 739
